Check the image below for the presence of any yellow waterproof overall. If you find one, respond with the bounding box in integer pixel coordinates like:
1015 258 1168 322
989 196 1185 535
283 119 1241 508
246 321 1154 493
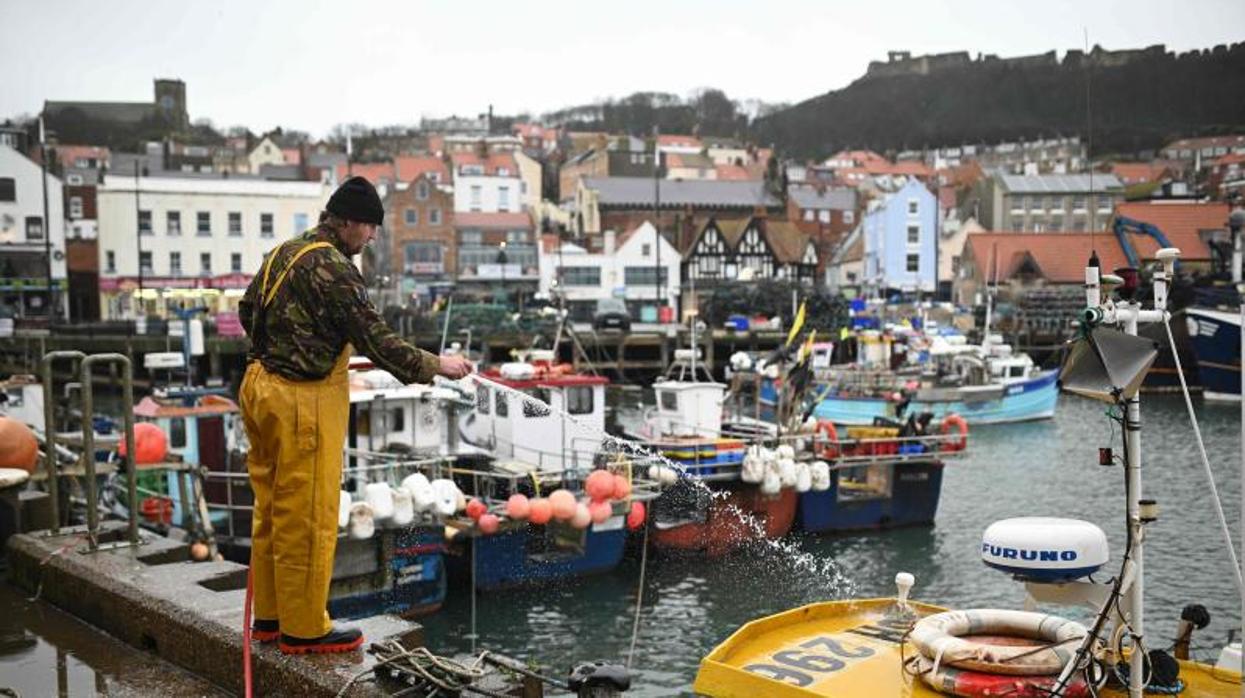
239 241 350 639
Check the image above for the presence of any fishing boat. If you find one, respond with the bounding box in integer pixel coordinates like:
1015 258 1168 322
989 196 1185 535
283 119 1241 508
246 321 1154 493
795 420 964 534
630 351 801 557
810 337 1059 426
1184 307 1240 401
694 247 1245 697
451 351 657 589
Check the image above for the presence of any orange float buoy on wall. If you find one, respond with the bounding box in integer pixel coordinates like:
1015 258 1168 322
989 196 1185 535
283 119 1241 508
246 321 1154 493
0 417 38 473
117 422 169 464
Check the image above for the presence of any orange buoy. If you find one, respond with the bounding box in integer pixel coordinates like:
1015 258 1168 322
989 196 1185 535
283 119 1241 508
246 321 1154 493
465 498 487 521
570 502 592 529
117 422 169 465
940 414 969 452
528 498 552 525
588 500 612 524
190 541 210 561
626 501 646 530
815 419 840 460
478 513 500 535
585 470 615 500
505 493 531 520
611 473 632 500
0 417 38 473
549 489 577 520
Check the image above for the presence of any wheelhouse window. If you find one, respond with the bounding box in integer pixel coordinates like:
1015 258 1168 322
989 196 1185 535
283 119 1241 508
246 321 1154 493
659 390 678 411
566 386 594 415
476 385 490 414
523 388 551 418
495 392 508 416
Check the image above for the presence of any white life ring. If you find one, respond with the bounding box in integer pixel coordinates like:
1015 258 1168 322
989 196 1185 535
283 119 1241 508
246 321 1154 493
909 609 1087 676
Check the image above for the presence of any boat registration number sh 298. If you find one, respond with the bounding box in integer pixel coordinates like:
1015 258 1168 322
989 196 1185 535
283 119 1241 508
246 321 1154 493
741 617 908 688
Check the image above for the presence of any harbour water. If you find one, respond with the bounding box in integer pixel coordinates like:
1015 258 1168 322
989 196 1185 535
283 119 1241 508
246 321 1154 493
420 392 1244 695
1 392 1240 696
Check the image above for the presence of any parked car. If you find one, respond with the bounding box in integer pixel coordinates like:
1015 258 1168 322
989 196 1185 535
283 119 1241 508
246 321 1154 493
592 298 631 332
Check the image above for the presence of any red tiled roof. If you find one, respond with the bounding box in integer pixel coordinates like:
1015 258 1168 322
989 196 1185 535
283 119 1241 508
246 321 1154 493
715 164 752 181
55 144 111 168
826 149 887 166
1214 153 1245 167
453 211 533 229
396 155 448 183
657 134 702 148
869 160 933 178
1113 201 1229 262
335 161 397 184
450 152 517 176
965 232 1130 284
1110 162 1170 185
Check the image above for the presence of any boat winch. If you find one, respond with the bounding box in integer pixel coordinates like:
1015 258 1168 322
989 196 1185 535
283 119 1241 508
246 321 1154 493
981 517 1108 582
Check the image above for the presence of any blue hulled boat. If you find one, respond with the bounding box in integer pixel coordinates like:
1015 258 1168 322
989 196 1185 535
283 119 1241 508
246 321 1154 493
1185 307 1241 401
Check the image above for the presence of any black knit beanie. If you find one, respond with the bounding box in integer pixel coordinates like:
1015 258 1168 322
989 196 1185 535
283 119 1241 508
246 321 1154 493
327 176 384 225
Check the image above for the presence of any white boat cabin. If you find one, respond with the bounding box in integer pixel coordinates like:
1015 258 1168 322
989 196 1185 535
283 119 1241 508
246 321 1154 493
347 357 469 456
462 355 609 473
649 350 727 439
0 375 44 431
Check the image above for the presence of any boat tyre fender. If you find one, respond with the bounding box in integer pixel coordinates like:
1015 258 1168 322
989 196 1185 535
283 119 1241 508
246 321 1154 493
909 609 1087 676
815 419 840 459
940 414 968 452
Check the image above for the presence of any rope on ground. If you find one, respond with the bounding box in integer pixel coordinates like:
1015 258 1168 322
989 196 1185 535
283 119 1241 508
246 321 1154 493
338 641 492 698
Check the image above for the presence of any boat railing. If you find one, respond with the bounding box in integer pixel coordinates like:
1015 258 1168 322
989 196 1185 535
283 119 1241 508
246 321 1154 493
203 448 456 542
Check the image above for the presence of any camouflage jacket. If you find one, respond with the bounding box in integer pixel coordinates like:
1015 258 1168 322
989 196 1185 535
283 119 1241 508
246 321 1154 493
239 225 439 385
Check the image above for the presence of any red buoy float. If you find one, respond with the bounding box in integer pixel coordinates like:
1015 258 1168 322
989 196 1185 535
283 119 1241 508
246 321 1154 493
117 422 169 464
626 501 646 530
0 417 38 472
465 498 487 521
528 498 552 525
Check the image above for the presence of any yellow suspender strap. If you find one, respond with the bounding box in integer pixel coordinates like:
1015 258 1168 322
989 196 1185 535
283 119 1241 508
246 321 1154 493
260 241 334 308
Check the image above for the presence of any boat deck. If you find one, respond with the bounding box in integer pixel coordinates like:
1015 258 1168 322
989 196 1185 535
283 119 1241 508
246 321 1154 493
694 598 1242 697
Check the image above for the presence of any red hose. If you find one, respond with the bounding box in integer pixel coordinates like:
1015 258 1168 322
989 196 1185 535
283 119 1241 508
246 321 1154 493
243 563 254 698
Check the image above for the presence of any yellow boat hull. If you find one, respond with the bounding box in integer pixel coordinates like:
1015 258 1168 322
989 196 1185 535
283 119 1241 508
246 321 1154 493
694 598 1242 697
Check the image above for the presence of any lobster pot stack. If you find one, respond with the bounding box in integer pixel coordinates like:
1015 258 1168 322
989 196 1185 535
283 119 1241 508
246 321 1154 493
907 609 1091 697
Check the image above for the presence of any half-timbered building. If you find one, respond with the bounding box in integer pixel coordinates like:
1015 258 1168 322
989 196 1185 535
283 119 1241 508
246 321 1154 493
682 215 819 314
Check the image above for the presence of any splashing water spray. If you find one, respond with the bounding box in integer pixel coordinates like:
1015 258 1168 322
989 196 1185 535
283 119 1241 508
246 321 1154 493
461 371 857 592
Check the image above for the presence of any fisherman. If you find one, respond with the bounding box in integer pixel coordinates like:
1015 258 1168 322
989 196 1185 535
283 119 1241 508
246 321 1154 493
238 176 473 654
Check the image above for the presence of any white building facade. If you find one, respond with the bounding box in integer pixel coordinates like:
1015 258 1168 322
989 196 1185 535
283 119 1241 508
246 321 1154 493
96 175 329 319
538 221 681 322
0 145 67 320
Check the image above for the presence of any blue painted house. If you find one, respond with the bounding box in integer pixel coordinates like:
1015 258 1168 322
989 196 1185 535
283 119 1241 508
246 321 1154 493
861 180 938 295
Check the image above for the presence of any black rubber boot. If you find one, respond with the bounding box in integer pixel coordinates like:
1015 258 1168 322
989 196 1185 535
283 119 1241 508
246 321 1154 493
278 626 364 655
251 618 279 643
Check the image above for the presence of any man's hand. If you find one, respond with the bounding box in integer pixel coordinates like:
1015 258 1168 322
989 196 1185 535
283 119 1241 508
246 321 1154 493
437 355 474 380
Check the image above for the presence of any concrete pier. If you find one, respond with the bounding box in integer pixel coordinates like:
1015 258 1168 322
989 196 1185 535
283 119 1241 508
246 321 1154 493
7 522 421 697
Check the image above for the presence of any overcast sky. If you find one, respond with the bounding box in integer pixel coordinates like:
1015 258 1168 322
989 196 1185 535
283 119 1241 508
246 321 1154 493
3 0 1242 138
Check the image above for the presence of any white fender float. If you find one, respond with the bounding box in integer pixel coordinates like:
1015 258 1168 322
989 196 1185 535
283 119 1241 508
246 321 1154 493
760 467 781 495
390 486 414 526
365 482 395 521
775 444 796 461
430 479 459 518
337 491 352 528
778 458 797 488
402 473 436 513
794 462 812 493
348 502 375 540
810 461 831 491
